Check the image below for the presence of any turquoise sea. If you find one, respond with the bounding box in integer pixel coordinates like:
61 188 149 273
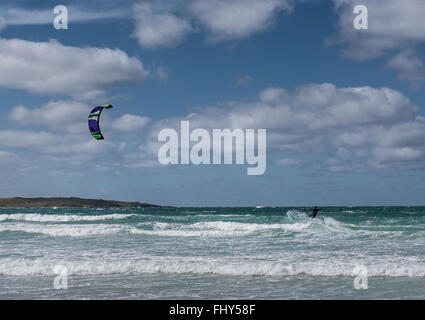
0 207 424 299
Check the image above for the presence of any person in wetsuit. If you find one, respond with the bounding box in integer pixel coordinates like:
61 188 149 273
309 206 321 218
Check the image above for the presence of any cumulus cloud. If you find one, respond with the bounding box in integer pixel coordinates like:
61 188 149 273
0 129 122 166
142 83 425 172
3 84 425 173
0 38 148 99
333 0 425 59
132 3 192 49
9 101 89 134
5 99 153 166
131 0 293 48
190 0 293 41
10 100 151 134
332 0 425 88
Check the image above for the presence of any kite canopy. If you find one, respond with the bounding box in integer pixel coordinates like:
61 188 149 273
88 104 113 140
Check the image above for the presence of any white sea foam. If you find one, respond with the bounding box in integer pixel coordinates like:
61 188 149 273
131 220 312 237
285 209 310 222
0 215 342 238
1 256 424 277
0 210 416 241
0 213 136 222
0 223 128 237
130 229 252 237
189 221 311 232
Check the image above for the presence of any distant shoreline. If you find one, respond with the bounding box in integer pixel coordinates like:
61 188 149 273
0 197 160 208
0 199 423 208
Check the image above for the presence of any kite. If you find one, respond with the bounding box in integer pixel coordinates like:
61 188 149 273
88 104 113 140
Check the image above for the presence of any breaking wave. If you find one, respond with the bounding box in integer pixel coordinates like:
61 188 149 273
1 257 424 278
0 213 137 222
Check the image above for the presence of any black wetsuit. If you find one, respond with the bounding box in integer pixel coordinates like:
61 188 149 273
309 208 321 218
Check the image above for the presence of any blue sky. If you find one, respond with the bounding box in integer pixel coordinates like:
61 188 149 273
1 0 425 206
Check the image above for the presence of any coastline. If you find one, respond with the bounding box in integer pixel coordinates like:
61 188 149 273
0 197 160 208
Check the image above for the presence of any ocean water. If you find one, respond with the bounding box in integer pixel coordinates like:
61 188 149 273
0 207 424 300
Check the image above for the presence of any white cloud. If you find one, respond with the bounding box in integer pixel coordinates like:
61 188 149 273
132 3 192 49
374 147 422 162
131 0 294 48
190 0 293 41
0 38 148 99
259 87 288 102
332 0 425 87
4 98 154 167
112 114 150 131
142 83 425 172
9 100 151 134
0 128 122 166
9 101 89 133
3 83 425 173
333 0 425 59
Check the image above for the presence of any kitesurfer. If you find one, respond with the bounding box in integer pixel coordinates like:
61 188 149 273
309 206 321 219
